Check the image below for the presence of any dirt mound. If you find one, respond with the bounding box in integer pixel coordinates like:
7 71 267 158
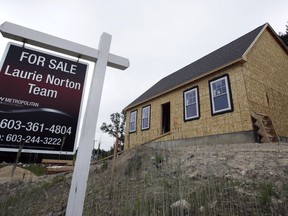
1 142 288 215
0 165 38 184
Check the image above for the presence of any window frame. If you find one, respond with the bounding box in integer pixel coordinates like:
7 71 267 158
183 86 200 121
129 110 137 133
141 105 151 131
209 74 233 115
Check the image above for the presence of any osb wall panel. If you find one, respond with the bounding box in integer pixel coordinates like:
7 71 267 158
244 29 288 137
125 64 253 148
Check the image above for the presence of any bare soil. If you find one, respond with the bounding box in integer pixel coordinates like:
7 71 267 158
0 165 38 184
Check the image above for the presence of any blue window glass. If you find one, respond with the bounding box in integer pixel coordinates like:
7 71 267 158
210 76 232 115
141 106 150 130
184 87 199 120
129 111 137 132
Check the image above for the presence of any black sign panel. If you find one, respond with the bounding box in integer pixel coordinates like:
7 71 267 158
0 43 87 154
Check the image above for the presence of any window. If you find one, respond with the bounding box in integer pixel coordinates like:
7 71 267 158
184 87 200 121
209 75 233 115
141 105 151 130
129 110 137 132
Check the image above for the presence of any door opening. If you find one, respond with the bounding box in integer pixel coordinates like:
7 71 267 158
162 102 170 133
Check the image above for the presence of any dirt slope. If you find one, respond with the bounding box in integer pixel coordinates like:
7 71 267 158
1 142 288 215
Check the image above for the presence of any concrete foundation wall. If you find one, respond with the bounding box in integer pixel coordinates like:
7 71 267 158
146 130 256 149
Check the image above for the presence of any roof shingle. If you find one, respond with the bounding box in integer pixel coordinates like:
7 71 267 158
125 23 267 110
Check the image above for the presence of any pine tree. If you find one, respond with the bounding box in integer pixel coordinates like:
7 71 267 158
279 22 288 47
100 111 126 148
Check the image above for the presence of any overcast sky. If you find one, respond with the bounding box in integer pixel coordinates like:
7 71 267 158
0 0 287 150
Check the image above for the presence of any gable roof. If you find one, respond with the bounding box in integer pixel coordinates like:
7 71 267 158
125 23 281 111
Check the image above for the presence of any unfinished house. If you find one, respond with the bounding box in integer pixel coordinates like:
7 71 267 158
124 23 288 149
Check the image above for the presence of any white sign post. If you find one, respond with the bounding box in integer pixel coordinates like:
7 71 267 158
0 22 129 216
66 32 112 216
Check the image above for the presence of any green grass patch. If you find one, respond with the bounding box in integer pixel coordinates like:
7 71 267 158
257 182 275 205
102 160 108 171
23 164 45 176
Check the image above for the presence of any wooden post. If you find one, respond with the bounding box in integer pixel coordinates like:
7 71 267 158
109 132 119 199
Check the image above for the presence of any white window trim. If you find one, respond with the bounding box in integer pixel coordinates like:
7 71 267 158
210 76 232 114
141 106 150 130
129 111 137 132
184 87 199 120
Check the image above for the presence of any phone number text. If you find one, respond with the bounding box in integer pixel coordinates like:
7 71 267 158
0 119 72 135
0 134 62 146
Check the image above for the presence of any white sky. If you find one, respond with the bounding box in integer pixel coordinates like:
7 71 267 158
0 0 287 150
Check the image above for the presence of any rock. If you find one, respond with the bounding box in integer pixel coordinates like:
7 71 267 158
1 161 7 166
279 159 288 166
187 154 194 160
170 199 190 210
45 206 66 216
199 206 204 212
208 200 217 208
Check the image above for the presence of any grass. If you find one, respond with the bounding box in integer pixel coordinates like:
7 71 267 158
82 144 288 216
0 173 69 216
257 182 275 205
23 164 45 176
101 160 108 171
1 144 288 215
283 183 288 200
83 149 260 215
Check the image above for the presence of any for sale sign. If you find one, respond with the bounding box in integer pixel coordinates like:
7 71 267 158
0 43 87 154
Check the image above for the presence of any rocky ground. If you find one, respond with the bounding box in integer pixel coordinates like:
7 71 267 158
1 142 288 215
